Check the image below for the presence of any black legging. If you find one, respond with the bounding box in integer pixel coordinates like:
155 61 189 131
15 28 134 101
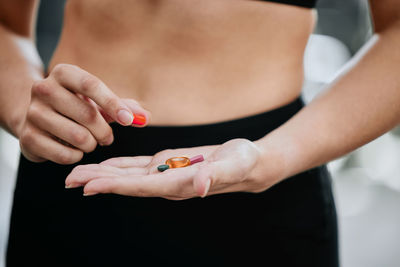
7 97 339 267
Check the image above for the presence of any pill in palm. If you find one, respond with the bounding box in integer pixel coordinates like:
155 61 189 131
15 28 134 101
165 157 191 168
157 154 204 172
157 164 170 172
189 155 204 164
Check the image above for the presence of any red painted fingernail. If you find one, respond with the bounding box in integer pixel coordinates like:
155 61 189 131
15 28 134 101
190 155 204 164
132 114 146 125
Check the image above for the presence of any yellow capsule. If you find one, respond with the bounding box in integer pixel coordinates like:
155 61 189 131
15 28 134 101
165 157 191 168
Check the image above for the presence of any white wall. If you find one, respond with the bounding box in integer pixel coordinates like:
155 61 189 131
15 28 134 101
0 130 19 267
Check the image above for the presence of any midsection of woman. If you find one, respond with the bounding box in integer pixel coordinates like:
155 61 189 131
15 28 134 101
7 1 343 266
49 0 316 125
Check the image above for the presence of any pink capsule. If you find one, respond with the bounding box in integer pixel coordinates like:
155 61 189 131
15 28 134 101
190 155 204 165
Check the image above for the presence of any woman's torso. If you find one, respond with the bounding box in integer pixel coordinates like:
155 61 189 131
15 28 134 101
49 0 316 125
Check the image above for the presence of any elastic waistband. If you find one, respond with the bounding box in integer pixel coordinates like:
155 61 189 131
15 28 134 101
109 97 305 147
145 97 304 131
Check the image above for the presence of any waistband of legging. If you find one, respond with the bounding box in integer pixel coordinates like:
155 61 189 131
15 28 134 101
143 96 304 130
110 96 305 144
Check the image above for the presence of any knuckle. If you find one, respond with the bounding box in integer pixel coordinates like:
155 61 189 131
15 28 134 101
19 127 35 150
31 81 52 97
84 139 98 153
27 103 44 121
81 106 99 124
99 179 117 194
103 96 119 111
81 75 100 95
56 150 83 165
97 127 113 144
51 63 69 79
70 128 89 146
56 150 72 165
72 129 98 153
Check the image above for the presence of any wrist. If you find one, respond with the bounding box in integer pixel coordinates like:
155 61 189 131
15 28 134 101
252 132 302 187
251 140 286 187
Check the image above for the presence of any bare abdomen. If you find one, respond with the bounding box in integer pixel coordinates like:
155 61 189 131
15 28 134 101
49 0 316 125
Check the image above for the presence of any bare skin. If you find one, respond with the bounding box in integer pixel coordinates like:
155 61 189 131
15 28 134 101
0 0 313 164
51 0 314 126
1 0 400 198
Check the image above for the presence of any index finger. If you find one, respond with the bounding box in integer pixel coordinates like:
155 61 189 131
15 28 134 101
50 64 141 126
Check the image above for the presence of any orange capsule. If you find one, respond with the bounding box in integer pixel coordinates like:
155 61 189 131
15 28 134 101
132 114 146 125
165 157 191 168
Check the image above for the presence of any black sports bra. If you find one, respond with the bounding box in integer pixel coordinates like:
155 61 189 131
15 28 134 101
260 0 317 8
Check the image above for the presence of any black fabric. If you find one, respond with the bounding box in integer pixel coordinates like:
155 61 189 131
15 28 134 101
259 0 317 8
7 97 338 267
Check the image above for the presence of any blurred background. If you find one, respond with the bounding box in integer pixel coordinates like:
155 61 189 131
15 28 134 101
1 0 400 266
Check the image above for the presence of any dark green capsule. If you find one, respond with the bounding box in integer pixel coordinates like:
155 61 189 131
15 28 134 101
157 164 170 172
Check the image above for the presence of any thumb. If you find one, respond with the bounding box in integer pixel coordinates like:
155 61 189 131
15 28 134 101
121 98 151 127
94 98 152 126
193 161 229 198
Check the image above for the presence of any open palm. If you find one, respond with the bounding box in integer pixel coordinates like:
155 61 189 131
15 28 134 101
65 138 269 200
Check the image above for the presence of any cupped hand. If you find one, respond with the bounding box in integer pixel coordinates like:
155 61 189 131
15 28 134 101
18 64 151 164
65 138 280 200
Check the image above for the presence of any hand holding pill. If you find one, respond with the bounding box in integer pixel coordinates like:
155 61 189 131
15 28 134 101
18 64 151 165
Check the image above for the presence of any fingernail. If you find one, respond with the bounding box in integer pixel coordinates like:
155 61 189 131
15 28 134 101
65 183 80 189
201 179 211 198
83 192 97 197
117 110 134 125
132 114 146 125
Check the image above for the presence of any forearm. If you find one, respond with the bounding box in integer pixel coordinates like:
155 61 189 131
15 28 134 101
255 24 400 181
0 23 43 137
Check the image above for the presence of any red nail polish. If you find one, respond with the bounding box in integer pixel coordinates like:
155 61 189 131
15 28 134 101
132 114 146 125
